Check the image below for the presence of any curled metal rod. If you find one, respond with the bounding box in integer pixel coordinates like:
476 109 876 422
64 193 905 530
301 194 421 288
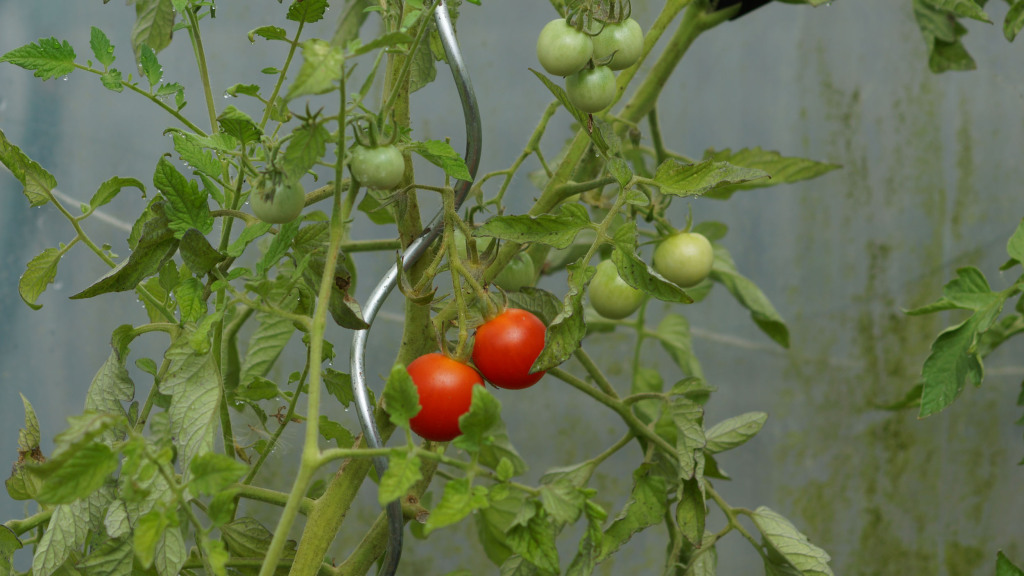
349 1 482 574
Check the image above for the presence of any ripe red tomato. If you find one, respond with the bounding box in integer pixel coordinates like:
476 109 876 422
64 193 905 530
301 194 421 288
472 308 547 390
406 353 484 442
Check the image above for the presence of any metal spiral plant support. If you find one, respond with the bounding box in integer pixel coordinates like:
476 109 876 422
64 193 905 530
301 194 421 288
349 1 482 574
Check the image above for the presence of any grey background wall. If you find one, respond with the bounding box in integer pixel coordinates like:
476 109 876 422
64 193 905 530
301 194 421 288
1 0 1022 574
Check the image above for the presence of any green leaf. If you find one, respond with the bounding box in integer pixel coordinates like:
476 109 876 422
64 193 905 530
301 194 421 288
913 0 977 73
476 492 527 567
701 147 841 200
283 120 330 180
286 39 344 101
222 517 296 564
249 26 289 42
19 248 61 310
189 452 248 495
407 140 472 181
652 159 769 197
919 0 990 22
217 105 262 144
941 267 996 310
171 133 222 178
33 488 114 576
1006 1 1024 41
530 68 610 154
684 541 717 575
918 302 1002 417
384 363 421 429
239 309 296 389
138 44 162 87
676 477 705 547
610 223 692 304
16 394 41 453
599 465 668 561
0 526 21 575
476 204 591 250
710 245 790 348
89 27 116 68
256 219 300 275
173 277 206 322
705 412 767 454
131 0 176 56
6 396 45 501
324 369 355 407
0 127 58 207
478 420 529 478
453 386 502 453
654 314 703 378
0 37 76 81
84 351 135 444
1007 218 1024 263
506 511 561 574
237 377 281 403
35 442 118 505
154 158 213 237
179 229 225 276
90 176 145 210
425 478 489 533
532 258 594 372
160 330 221 470
670 398 706 480
997 551 1024 576
505 287 564 326
378 453 423 504
287 0 328 23
752 506 834 576
101 68 124 92
349 32 415 57
226 220 272 258
539 476 586 525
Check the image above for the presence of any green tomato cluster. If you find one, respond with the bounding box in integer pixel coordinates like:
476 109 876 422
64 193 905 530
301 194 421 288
536 17 644 114
588 232 715 320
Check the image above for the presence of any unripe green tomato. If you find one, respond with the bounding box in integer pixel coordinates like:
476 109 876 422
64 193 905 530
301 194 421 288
350 145 405 190
494 252 536 292
565 66 617 113
653 232 714 287
588 260 645 319
592 18 644 71
536 19 594 77
251 179 305 224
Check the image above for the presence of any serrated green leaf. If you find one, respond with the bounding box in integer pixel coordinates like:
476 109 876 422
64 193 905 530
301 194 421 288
283 121 329 179
710 246 789 348
249 26 289 42
0 127 57 207
677 477 705 547
920 0 990 22
384 363 421 429
84 351 135 445
506 512 560 574
685 541 718 576
700 147 841 199
671 398 706 480
35 443 119 504
453 386 502 453
153 158 213 237
189 453 248 495
752 506 834 576
90 176 145 210
532 258 594 372
478 419 528 478
226 220 272 258
654 314 703 378
539 477 586 526
349 32 415 56
319 416 355 448
476 492 527 567
998 551 1024 576
138 44 162 87
324 369 355 407
378 454 423 504
287 0 328 23
89 27 116 68
239 309 296 388
914 0 977 73
941 267 996 310
172 133 222 177
476 203 591 250
173 277 206 322
287 39 344 100
131 0 176 57
0 526 23 574
1006 1 1024 41
918 303 1001 417
256 219 300 275
0 37 76 81
425 478 489 533
217 105 262 144
101 68 124 92
652 159 769 198
408 140 472 181
599 465 667 561
160 330 221 470
19 248 61 310
505 288 564 326
1007 218 1024 263
33 488 114 576
705 411 767 453
179 228 225 276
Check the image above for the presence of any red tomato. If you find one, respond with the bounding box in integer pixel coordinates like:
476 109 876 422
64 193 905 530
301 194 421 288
472 308 547 390
406 353 484 442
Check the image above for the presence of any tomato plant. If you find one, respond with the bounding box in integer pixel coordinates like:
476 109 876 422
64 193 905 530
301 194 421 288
350 144 405 190
536 18 593 77
653 231 715 287
405 353 484 442
250 178 305 224
589 259 645 319
472 308 547 390
592 18 644 70
565 65 617 113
